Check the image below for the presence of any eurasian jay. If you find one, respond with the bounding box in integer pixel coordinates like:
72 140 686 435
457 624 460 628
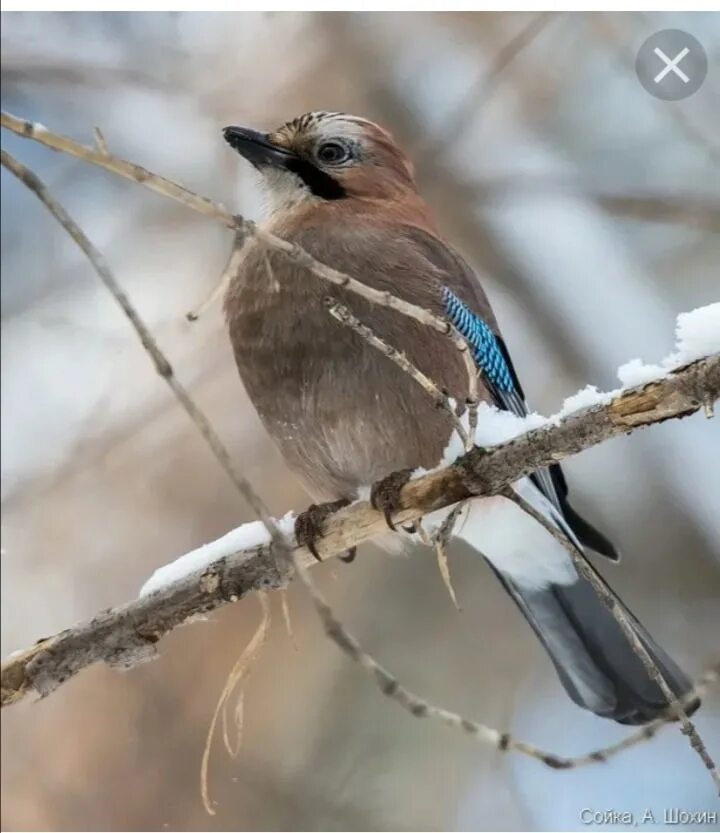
222 111 697 725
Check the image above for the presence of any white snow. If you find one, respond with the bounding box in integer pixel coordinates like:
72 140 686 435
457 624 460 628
137 304 718 600
675 303 720 361
139 512 296 598
554 301 720 420
616 358 666 387
472 404 548 447
551 385 613 421
410 398 548 478
617 302 720 387
436 302 720 467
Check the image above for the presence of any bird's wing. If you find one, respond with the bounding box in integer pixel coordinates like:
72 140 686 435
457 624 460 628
441 286 563 508
398 232 696 724
404 226 620 561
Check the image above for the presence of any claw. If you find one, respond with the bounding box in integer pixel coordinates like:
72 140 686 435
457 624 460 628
295 498 351 562
295 504 323 561
370 468 414 531
338 547 357 564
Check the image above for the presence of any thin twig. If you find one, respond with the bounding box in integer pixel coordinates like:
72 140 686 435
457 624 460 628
0 110 478 407
591 13 720 166
201 593 271 816
2 154 298 811
326 299 469 448
3 352 718 708
506 487 720 793
290 543 719 771
1 148 282 546
1 112 234 222
187 230 247 322
434 537 460 611
413 12 560 167
432 502 466 610
0 110 445 329
465 381 480 452
563 663 720 765
279 589 297 651
93 126 109 155
5 112 718 792
464 176 720 233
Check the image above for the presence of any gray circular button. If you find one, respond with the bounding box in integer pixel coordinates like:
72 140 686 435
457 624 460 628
636 29 707 101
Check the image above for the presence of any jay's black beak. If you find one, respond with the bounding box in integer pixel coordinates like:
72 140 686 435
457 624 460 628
223 126 296 170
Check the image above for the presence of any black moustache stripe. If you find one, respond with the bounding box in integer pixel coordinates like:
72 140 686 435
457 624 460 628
286 158 346 200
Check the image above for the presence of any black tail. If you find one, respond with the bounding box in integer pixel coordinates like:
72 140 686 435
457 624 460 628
492 563 700 725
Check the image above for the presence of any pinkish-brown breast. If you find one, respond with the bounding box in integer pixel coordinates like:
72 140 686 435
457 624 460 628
224 207 493 501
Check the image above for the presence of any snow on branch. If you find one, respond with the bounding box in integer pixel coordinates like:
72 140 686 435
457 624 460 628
2 109 719 785
2 345 718 708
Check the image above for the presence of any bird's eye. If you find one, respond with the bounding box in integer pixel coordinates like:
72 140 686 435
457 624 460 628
316 141 350 165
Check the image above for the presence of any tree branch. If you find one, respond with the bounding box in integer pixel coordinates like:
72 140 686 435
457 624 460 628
506 487 719 791
1 149 278 534
186 230 248 322
3 110 718 786
1 111 454 337
1 109 481 424
2 353 718 708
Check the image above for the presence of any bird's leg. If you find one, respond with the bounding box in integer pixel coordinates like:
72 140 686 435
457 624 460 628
370 467 414 531
294 498 356 563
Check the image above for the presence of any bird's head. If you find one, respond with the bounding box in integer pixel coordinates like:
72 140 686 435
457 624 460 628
223 111 418 211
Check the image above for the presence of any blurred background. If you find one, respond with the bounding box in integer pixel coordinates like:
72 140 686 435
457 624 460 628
1 10 719 832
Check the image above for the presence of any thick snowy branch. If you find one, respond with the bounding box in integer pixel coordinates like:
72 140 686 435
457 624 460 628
2 108 719 786
2 352 718 708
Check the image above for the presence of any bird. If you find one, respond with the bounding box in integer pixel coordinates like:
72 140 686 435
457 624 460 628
222 111 698 725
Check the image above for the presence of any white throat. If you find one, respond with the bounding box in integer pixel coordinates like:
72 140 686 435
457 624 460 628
261 168 320 215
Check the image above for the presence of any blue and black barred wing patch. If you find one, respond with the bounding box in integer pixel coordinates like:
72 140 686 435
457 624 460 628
442 287 523 414
442 286 567 509
440 285 620 560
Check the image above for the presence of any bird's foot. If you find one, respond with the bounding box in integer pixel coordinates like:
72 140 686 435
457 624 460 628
370 468 414 531
295 498 356 563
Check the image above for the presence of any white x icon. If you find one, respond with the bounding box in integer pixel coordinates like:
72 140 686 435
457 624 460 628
653 47 690 84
